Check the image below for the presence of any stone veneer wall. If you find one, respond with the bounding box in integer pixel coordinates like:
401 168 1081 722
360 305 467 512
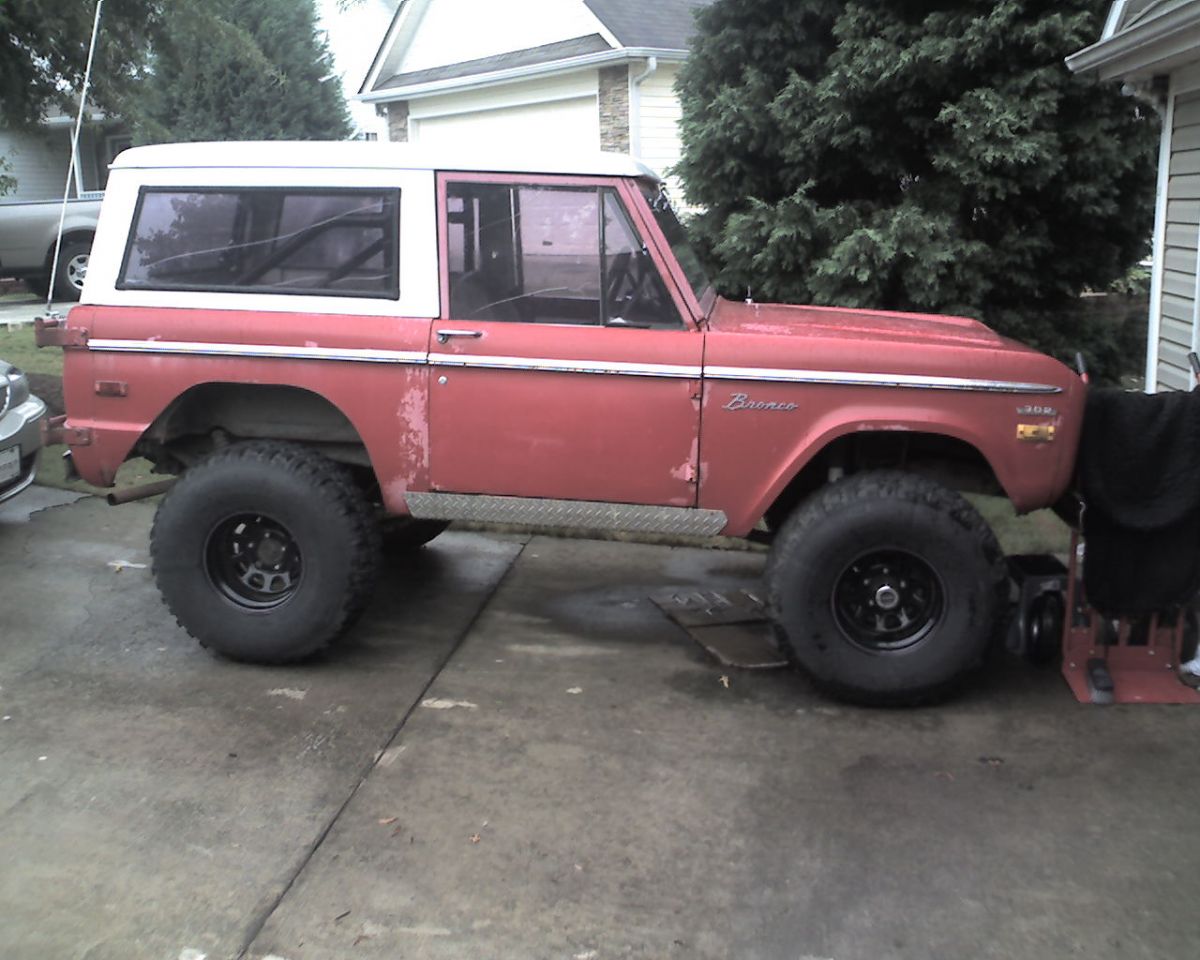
598 65 630 152
386 102 410 142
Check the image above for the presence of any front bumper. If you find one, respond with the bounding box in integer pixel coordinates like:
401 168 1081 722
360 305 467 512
0 395 47 502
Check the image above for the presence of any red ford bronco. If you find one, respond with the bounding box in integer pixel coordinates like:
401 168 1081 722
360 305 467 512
38 142 1084 704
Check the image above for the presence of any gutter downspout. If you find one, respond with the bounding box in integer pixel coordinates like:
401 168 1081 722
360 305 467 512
629 56 657 158
1146 77 1174 392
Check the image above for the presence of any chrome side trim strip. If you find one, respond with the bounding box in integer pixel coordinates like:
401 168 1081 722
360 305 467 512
85 339 1061 394
406 492 728 537
87 339 427 365
705 365 1063 395
428 352 701 379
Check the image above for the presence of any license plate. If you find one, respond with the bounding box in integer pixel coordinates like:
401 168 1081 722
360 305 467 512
0 446 19 485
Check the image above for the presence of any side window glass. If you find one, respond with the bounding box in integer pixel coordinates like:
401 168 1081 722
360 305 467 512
602 190 682 329
446 181 682 328
119 188 399 298
447 182 601 324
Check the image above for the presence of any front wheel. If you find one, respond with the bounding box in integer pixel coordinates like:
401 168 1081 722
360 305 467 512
766 470 1008 706
151 441 381 664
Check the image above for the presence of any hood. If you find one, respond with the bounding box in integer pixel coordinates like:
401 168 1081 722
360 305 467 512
709 297 1006 349
703 296 1080 395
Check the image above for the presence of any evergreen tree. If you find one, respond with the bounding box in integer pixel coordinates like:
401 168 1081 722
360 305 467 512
133 0 351 142
0 0 163 129
675 1 1159 379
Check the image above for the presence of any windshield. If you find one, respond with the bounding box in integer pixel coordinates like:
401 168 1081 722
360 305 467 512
638 182 711 304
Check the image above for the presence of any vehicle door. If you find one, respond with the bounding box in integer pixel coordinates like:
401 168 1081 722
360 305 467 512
427 173 703 508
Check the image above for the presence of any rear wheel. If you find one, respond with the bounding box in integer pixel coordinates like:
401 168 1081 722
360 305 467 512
51 240 90 301
766 470 1008 706
151 441 380 664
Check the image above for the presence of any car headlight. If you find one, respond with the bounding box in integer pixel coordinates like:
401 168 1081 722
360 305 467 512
5 367 30 408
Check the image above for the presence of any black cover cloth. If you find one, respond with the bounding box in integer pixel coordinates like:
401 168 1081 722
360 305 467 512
1078 387 1200 617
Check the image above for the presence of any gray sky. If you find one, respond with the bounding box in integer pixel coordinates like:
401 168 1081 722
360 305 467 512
317 0 395 139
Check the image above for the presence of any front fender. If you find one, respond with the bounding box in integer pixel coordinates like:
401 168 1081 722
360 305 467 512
700 391 1075 536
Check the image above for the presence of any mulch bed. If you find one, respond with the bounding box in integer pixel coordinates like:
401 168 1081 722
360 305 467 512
28 373 64 417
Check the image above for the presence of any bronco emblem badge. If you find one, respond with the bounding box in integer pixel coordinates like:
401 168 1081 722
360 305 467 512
724 392 799 412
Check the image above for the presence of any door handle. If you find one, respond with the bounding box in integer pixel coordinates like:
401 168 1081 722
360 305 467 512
436 329 483 344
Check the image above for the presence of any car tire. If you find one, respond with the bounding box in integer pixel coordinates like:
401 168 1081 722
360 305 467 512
24 275 49 298
1023 592 1064 666
151 441 381 664
766 470 1008 706
51 239 90 301
381 516 449 552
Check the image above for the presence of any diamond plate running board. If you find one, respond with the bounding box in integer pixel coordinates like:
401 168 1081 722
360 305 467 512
406 492 728 537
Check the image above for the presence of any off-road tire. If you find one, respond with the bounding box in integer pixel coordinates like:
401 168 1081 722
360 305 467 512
51 240 90 301
23 275 49 298
766 470 1008 706
151 441 381 664
380 516 449 552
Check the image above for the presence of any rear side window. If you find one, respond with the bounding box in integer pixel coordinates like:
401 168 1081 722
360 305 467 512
119 188 400 298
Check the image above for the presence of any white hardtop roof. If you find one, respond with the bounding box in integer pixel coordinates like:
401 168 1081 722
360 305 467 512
112 141 661 180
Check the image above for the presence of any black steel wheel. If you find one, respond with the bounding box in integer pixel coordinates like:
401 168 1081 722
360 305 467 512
832 549 944 652
205 513 303 609
766 470 1008 706
151 441 380 664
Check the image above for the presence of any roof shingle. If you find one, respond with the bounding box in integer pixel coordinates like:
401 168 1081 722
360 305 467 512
584 0 710 51
378 33 613 90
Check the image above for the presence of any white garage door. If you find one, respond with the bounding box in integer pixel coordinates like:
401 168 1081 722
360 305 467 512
410 97 599 152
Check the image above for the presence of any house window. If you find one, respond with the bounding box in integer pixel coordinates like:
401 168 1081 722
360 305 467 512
118 188 400 298
445 181 681 328
96 134 133 191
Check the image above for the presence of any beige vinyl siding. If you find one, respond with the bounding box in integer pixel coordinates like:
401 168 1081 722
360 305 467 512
1159 88 1200 391
635 63 684 198
399 0 607 74
0 128 73 201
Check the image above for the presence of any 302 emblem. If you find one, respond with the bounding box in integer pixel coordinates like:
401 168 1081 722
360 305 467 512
724 392 798 412
1016 404 1057 417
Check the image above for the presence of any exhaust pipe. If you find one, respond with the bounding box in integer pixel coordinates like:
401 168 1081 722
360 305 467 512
106 478 176 506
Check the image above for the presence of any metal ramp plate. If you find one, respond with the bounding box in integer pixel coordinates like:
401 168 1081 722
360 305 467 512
651 588 787 669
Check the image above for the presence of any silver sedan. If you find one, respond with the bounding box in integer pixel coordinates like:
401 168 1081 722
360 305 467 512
0 361 46 502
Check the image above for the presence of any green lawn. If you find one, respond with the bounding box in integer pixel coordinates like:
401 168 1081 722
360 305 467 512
0 325 61 376
969 494 1071 557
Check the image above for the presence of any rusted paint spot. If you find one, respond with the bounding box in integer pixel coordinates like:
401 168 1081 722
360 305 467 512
394 383 429 486
669 436 700 485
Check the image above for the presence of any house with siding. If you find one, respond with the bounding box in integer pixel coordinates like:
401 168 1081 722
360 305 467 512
357 0 709 196
0 107 129 202
1068 0 1200 391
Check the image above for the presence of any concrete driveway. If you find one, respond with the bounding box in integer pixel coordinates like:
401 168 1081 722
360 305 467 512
3 490 1200 960
0 293 72 326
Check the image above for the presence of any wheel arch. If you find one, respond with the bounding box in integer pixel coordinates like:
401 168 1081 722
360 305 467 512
43 229 95 270
760 425 1004 534
136 381 377 478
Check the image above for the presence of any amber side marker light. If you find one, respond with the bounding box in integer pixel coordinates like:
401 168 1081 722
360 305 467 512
1016 424 1056 442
